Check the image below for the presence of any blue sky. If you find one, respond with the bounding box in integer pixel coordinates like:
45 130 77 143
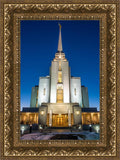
20 20 100 111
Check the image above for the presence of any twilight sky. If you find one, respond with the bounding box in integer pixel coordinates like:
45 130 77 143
20 20 100 111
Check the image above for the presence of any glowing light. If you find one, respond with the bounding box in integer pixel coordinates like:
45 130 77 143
76 111 80 115
95 125 100 133
78 125 82 129
39 125 42 129
40 111 44 115
21 126 25 134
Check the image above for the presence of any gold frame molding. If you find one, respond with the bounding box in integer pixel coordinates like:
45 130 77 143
0 0 120 159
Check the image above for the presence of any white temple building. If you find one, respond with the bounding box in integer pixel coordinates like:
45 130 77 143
29 24 89 127
21 24 100 128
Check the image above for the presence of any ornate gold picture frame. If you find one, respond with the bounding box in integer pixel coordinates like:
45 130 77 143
0 0 120 159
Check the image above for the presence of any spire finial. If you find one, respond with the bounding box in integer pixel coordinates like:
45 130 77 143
54 24 66 61
58 23 62 29
58 23 62 52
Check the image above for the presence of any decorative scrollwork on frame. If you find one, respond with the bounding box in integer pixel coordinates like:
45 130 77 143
3 3 116 158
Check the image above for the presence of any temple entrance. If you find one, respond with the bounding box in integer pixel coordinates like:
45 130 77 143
52 114 68 127
46 113 74 127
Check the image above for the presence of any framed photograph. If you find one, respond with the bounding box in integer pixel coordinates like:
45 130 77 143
0 0 120 159
20 20 100 141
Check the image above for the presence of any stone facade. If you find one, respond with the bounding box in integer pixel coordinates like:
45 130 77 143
38 77 50 106
30 86 38 107
71 77 82 106
50 61 58 103
81 86 89 108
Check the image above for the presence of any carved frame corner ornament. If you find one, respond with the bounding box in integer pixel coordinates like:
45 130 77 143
0 0 120 159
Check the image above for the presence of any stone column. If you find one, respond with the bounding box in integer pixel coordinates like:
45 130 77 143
49 110 52 126
68 109 71 126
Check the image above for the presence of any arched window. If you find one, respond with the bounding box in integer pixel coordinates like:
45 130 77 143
43 88 46 95
74 88 76 95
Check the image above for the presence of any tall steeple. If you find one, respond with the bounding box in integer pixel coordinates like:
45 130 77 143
54 24 67 61
58 24 62 52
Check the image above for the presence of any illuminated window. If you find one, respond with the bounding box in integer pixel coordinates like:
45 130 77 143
58 71 62 83
43 88 46 95
59 61 62 71
57 89 63 103
74 88 76 95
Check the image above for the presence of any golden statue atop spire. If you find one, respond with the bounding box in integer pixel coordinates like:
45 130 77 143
58 23 62 29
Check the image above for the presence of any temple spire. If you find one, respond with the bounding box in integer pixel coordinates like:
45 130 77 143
54 24 66 61
58 23 62 52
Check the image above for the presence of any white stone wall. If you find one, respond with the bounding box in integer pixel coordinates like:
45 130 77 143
81 86 89 108
47 103 73 114
50 60 70 103
70 77 82 106
61 61 70 103
50 61 58 103
38 106 48 125
38 77 50 106
73 106 82 125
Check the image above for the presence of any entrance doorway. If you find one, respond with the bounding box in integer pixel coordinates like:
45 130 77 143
47 113 73 127
52 114 68 127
